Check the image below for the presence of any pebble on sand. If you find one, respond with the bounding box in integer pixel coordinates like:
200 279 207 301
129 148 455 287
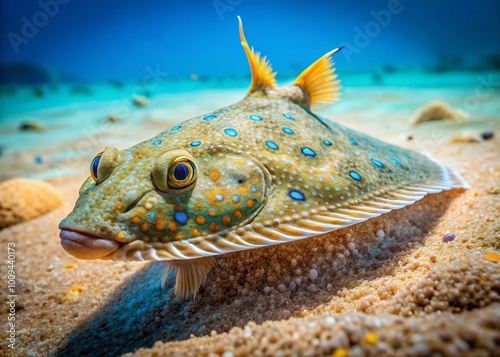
0 178 62 228
132 95 149 107
103 114 122 123
442 233 456 242
484 252 500 262
19 121 45 132
480 130 494 140
308 269 318 281
449 132 485 143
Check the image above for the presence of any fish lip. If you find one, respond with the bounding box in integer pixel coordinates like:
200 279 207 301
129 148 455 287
59 228 122 260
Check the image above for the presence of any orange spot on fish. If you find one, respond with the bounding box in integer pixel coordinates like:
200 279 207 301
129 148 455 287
103 194 109 200
175 232 186 240
168 221 178 232
191 229 200 237
116 232 125 240
195 202 202 208
141 222 149 232
246 200 255 209
234 210 242 219
222 215 231 225
239 187 249 194
209 222 219 232
208 209 218 217
196 215 206 225
132 216 141 224
210 170 220 181
155 217 165 231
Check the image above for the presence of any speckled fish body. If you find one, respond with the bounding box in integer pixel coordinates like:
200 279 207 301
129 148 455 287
59 18 468 299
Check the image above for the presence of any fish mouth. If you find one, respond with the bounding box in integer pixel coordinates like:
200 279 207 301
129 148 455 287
59 229 122 260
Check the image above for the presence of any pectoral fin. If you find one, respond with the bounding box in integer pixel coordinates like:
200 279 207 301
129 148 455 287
161 256 216 299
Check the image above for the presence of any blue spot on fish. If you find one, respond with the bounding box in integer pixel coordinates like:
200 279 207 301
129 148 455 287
390 157 404 168
174 211 188 225
232 195 240 203
153 140 162 145
282 127 294 135
289 189 305 201
349 171 362 181
266 141 279 150
224 128 238 137
251 186 258 193
371 158 385 168
203 114 217 121
349 137 358 145
190 140 201 147
283 113 295 120
215 194 224 202
301 147 316 157
149 213 157 220
249 115 263 121
323 139 332 146
171 125 181 131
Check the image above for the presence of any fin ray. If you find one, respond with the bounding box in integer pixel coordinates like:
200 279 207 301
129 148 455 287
293 47 343 110
238 16 277 95
161 257 216 300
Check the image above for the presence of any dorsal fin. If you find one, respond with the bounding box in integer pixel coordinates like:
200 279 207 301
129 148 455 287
293 47 343 110
238 16 277 95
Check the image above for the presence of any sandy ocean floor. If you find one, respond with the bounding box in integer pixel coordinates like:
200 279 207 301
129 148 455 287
0 82 499 356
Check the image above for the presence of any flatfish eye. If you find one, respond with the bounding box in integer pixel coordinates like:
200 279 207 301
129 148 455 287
90 151 103 182
168 157 197 189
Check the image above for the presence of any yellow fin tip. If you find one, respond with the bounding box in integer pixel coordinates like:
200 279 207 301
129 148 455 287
238 16 277 95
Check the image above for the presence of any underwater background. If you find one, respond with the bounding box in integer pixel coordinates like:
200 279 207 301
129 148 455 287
1 0 499 175
1 1 499 356
1 0 499 116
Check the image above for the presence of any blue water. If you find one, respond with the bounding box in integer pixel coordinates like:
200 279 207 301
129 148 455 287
1 0 499 83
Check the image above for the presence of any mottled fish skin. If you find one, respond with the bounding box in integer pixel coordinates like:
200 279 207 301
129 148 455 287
61 94 458 246
59 18 468 298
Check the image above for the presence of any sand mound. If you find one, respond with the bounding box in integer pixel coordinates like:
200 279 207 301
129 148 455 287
411 100 467 125
0 178 62 228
